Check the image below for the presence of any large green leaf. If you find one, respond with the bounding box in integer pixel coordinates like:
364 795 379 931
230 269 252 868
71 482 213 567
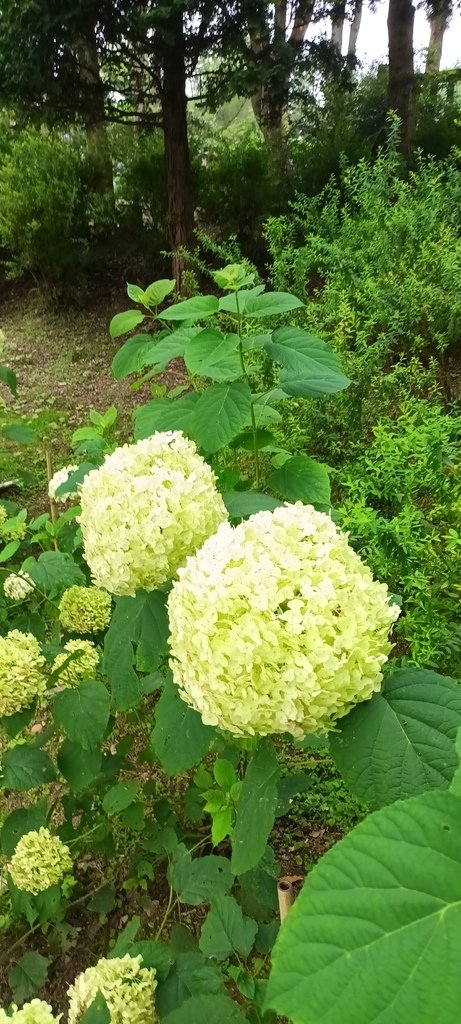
103 780 139 815
329 668 461 808
199 894 257 960
268 455 331 505
184 329 241 382
266 788 461 1024
144 279 176 305
133 393 199 441
238 846 279 921
222 491 283 521
109 309 145 338
163 994 247 1024
158 296 219 321
150 678 215 774
2 746 55 791
265 327 350 396
192 382 252 453
156 951 225 1020
57 740 101 793
25 552 85 593
231 739 281 875
239 291 304 318
104 591 168 709
111 334 155 379
8 951 50 1004
168 844 233 906
52 679 110 750
3 423 38 444
1 805 47 856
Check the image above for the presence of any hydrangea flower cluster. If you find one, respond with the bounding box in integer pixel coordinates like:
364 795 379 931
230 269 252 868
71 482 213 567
0 1000 61 1023
8 828 72 895
67 955 157 1024
0 515 26 541
0 505 6 527
168 504 400 738
48 465 79 504
3 569 34 601
59 586 112 634
52 639 99 685
0 630 46 717
79 431 227 596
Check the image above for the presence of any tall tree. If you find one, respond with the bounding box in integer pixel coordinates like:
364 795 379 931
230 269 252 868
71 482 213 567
387 0 415 163
331 0 346 52
347 0 362 57
425 0 452 73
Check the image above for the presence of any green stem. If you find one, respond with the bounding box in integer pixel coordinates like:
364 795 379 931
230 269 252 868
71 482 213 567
235 292 260 490
155 885 176 941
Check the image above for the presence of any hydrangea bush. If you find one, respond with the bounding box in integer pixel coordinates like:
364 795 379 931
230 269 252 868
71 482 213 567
1 268 460 1023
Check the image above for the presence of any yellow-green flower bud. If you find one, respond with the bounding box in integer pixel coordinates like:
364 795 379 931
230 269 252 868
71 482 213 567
59 586 111 634
8 828 72 895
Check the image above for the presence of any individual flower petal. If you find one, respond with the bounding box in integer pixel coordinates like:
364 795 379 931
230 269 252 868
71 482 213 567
168 503 400 738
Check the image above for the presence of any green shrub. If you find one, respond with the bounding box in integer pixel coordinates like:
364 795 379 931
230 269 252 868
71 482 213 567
0 128 89 299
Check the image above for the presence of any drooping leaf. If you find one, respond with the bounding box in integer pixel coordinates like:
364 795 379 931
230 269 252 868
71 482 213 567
109 310 145 338
52 680 110 751
163 993 248 1024
231 739 281 875
192 382 252 453
184 329 241 382
269 456 331 505
157 295 219 321
199 894 257 960
2 746 55 791
8 951 50 1004
222 491 283 521
168 844 233 906
266 789 461 1024
1 805 47 856
133 393 199 441
265 327 350 396
329 668 461 808
57 740 101 793
155 951 225 1019
150 679 215 774
111 334 155 379
2 423 38 444
0 363 17 396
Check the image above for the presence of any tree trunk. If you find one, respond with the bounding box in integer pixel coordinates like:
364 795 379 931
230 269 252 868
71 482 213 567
159 7 194 288
387 0 416 164
426 1 451 74
347 0 363 56
331 1 346 52
75 31 113 194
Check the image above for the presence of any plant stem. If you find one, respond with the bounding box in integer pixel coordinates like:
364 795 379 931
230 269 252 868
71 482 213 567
235 292 260 489
155 885 175 941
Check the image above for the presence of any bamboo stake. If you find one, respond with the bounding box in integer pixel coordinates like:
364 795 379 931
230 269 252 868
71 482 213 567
278 878 295 922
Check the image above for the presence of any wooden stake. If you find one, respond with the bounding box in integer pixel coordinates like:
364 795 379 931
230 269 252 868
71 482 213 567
278 878 295 922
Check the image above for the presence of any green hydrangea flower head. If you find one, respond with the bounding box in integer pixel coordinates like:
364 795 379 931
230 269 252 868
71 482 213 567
0 630 46 717
8 828 72 895
67 955 157 1024
168 503 400 738
52 639 99 685
0 1000 61 1023
0 506 7 527
59 586 112 634
79 431 227 596
48 465 79 504
3 569 34 601
0 515 26 541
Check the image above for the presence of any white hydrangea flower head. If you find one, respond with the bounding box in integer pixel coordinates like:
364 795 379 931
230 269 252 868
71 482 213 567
67 955 157 1024
0 1000 61 1023
48 465 79 504
59 586 112 633
8 828 72 895
52 639 99 685
79 431 227 596
3 570 34 601
168 503 401 738
0 630 46 717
